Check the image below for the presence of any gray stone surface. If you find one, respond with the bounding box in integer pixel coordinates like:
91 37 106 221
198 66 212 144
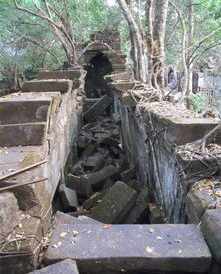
0 192 20 242
66 173 92 197
89 181 137 223
59 183 78 209
201 209 221 263
83 192 103 210
55 211 101 225
186 188 215 224
45 224 211 273
38 70 83 80
0 100 50 124
29 259 79 274
22 79 72 93
122 187 149 224
0 122 46 146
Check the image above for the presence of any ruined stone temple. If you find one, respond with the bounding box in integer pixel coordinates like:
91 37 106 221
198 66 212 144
1 29 221 274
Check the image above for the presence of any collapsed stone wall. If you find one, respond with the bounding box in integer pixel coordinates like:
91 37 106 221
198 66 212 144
110 77 221 223
109 74 221 272
0 69 85 274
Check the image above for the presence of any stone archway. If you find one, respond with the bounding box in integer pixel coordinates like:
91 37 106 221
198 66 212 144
84 51 113 98
79 37 127 98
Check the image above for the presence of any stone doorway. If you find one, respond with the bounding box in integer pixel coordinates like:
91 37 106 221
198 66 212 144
84 52 113 98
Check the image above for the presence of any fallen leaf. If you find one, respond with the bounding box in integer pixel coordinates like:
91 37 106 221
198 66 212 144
103 224 112 229
149 228 155 233
60 232 67 238
145 246 153 253
52 241 62 248
156 236 163 240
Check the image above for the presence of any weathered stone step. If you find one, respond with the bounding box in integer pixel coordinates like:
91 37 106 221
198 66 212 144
38 69 84 80
22 79 73 93
0 122 46 147
0 100 50 125
29 259 79 274
45 224 211 273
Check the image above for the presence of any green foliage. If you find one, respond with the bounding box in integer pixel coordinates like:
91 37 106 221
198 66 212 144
0 0 122 79
190 93 207 113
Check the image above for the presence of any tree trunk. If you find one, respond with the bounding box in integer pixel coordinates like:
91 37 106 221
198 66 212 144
117 0 148 83
145 0 153 85
186 0 194 96
148 0 169 89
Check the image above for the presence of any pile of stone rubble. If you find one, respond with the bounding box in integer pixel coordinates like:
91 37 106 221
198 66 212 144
60 115 149 225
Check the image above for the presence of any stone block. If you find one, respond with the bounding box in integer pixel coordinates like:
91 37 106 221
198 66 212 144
0 192 20 242
29 259 79 274
68 165 119 193
0 216 43 274
89 181 137 223
0 100 50 124
84 153 104 171
148 203 166 224
55 211 102 225
84 95 113 122
83 192 103 210
144 108 221 146
85 165 119 188
66 174 93 197
0 122 46 147
83 98 100 113
122 187 149 224
186 188 215 224
38 70 83 80
45 224 211 273
59 183 78 210
120 166 136 182
201 209 221 263
0 254 34 274
22 80 72 94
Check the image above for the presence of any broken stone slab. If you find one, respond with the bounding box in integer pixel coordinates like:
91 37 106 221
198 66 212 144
0 122 46 147
143 106 221 145
28 259 79 274
83 98 100 113
66 174 93 197
55 211 102 225
0 254 34 274
38 69 83 80
186 186 216 224
0 192 21 242
120 166 136 182
0 216 43 274
122 187 149 224
89 181 137 223
0 100 50 125
59 183 78 210
86 165 119 188
45 224 211 273
68 165 119 192
84 153 105 171
84 95 113 122
82 192 103 210
201 209 221 264
22 79 72 94
148 203 166 224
